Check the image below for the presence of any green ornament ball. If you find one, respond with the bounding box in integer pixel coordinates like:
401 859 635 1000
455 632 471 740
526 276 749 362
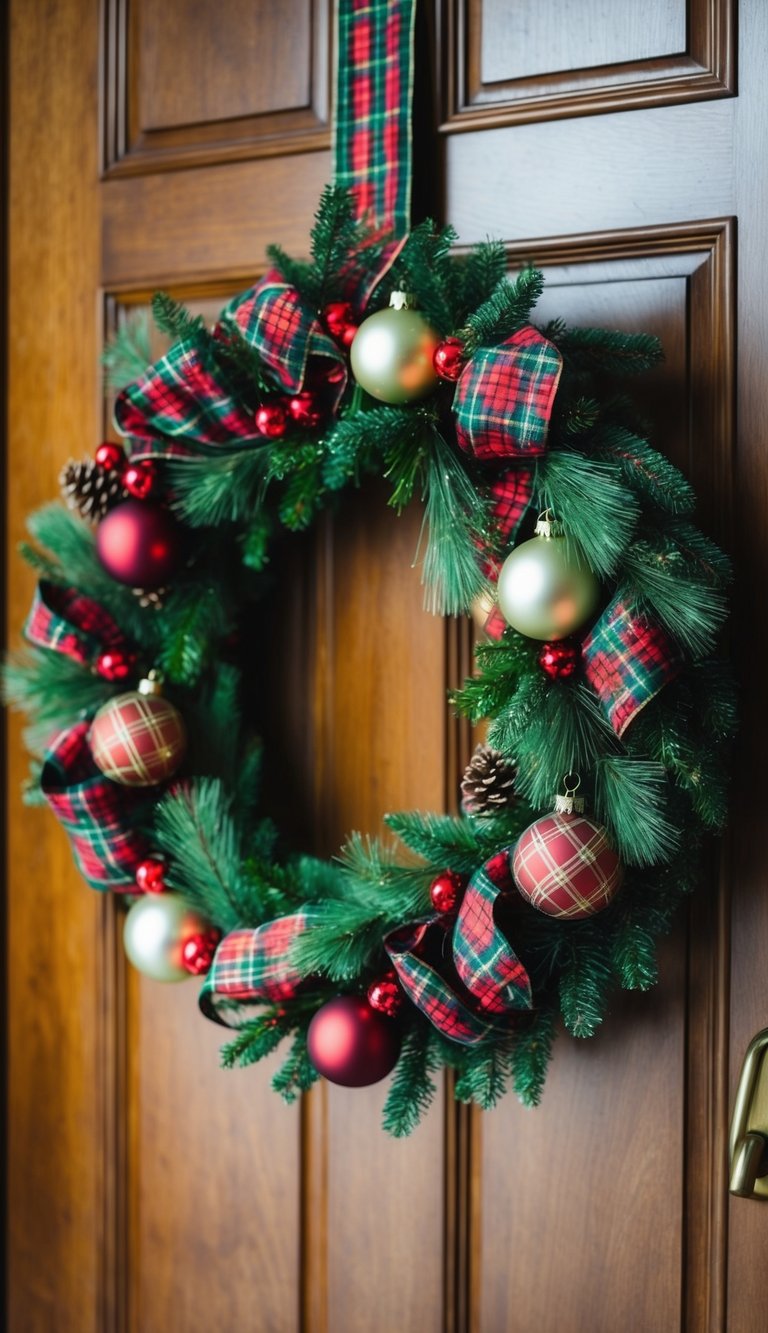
123 891 211 983
350 292 440 403
497 526 600 641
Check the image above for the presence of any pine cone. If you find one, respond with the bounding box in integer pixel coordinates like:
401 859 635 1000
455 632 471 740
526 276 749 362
461 744 517 816
131 586 168 610
59 458 125 522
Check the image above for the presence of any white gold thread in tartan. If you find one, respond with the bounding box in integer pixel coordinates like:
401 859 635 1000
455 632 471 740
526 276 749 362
513 812 622 920
89 691 186 788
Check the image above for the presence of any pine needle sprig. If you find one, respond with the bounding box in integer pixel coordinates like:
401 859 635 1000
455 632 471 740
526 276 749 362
462 267 545 354
536 449 639 577
103 310 152 391
152 291 209 344
154 778 252 933
382 1022 442 1136
457 239 509 318
555 326 664 375
594 428 696 515
166 450 273 528
220 1010 290 1070
272 1028 319 1103
418 427 488 615
593 756 679 866
511 1008 556 1107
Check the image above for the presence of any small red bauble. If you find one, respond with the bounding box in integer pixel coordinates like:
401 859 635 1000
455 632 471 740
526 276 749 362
95 441 125 470
513 811 623 919
122 459 157 500
135 858 167 893
538 640 580 680
96 500 182 589
324 301 355 339
288 391 323 430
430 869 466 915
181 928 222 976
433 337 466 382
367 971 403 1018
340 321 358 349
255 402 288 438
95 648 137 681
89 679 187 787
307 995 401 1087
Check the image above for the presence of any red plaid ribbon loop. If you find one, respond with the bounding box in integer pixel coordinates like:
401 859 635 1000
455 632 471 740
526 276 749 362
24 581 127 666
583 597 683 737
41 722 150 891
199 910 319 1027
455 325 562 463
385 851 532 1046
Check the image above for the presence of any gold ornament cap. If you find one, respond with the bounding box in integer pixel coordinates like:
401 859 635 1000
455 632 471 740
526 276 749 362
138 669 164 697
554 775 585 815
388 290 414 310
534 510 563 540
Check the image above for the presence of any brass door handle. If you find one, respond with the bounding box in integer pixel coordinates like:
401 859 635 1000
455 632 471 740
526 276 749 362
729 1028 768 1199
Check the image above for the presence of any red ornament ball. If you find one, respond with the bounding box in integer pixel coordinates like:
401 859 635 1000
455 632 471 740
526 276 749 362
96 500 182 589
135 858 167 893
367 971 403 1018
122 459 157 500
433 337 466 382
324 300 355 339
307 996 401 1087
181 928 222 976
288 391 323 429
538 639 580 680
95 648 137 681
513 811 623 919
89 685 187 787
95 441 125 471
255 401 288 438
430 869 466 915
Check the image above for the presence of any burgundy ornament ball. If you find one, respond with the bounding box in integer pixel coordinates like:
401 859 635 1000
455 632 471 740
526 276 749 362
433 337 466 382
307 995 401 1087
135 858 167 893
95 648 137 682
89 677 186 787
96 500 182 589
288 391 323 429
538 639 580 680
181 928 222 976
513 811 623 919
430 869 465 915
367 971 403 1018
95 441 125 471
122 459 157 500
255 401 288 438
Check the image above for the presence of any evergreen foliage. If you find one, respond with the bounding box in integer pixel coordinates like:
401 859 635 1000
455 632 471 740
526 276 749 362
4 186 734 1135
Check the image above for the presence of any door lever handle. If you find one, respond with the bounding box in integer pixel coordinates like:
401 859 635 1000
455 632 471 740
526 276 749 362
729 1028 768 1199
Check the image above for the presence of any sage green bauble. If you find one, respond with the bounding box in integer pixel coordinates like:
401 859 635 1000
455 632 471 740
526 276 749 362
497 529 600 641
123 891 210 982
350 292 440 403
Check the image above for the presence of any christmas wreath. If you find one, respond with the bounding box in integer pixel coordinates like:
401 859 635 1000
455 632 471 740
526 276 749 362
5 0 733 1135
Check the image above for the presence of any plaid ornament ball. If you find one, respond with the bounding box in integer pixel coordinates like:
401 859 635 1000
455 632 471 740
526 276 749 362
89 687 186 787
513 811 622 919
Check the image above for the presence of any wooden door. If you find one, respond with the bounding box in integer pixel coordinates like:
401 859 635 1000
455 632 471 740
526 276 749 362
6 2 767 1331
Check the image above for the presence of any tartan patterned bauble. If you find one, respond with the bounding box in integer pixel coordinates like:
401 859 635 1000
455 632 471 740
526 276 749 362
307 995 402 1086
96 499 182 589
513 807 623 919
350 291 440 403
123 891 213 982
497 515 600 641
89 675 186 787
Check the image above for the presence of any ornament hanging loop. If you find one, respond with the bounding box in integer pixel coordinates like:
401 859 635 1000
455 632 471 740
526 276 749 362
535 509 562 540
555 773 585 815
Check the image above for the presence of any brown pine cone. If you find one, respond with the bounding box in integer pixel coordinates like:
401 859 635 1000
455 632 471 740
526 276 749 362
461 744 517 816
59 458 125 522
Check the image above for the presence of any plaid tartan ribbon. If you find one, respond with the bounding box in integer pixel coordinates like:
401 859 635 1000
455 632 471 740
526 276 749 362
583 596 683 737
40 722 150 891
199 910 319 1027
24 581 128 666
385 850 532 1045
335 0 416 234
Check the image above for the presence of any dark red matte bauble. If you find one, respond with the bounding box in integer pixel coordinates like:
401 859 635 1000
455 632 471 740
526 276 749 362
122 459 157 500
323 301 355 340
307 995 401 1087
433 337 466 382
429 869 466 914
181 928 221 975
288 391 323 429
96 500 182 588
95 441 126 471
255 402 289 438
367 971 403 1017
95 648 137 681
135 858 167 893
538 639 580 680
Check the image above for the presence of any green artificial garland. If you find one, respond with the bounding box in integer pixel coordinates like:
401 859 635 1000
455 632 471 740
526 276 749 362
5 187 734 1136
